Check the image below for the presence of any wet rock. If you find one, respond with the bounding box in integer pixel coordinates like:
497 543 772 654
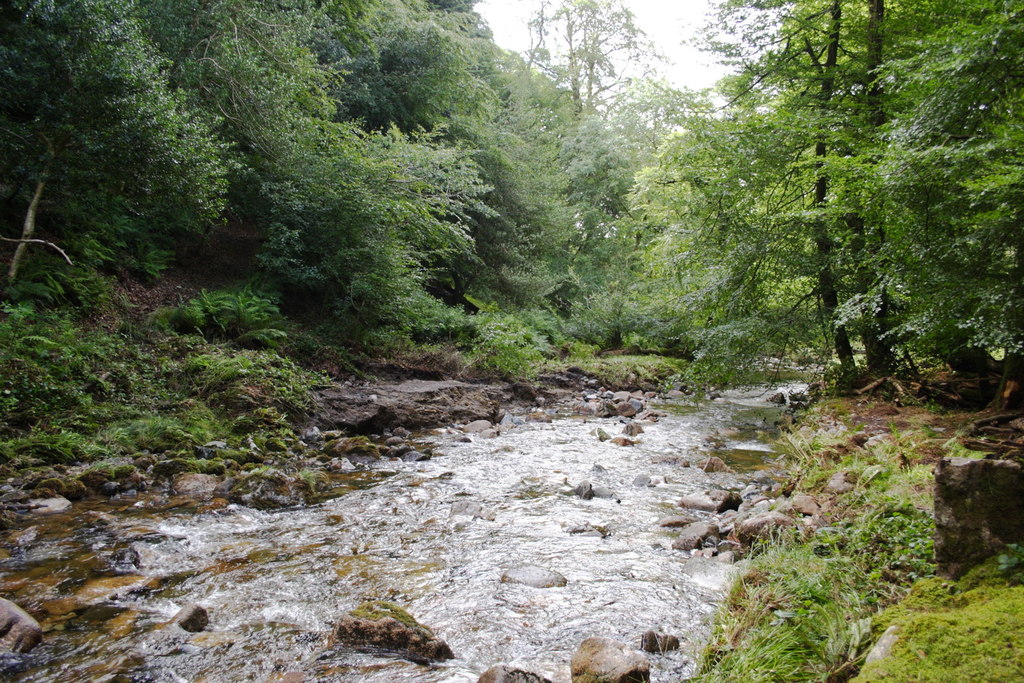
527 411 553 423
826 471 855 494
735 511 795 546
609 437 635 447
934 456 1024 578
329 601 453 662
639 630 680 654
716 550 736 564
228 470 312 510
696 457 734 473
592 486 616 500
328 437 382 464
596 429 612 442
627 398 645 413
171 473 220 498
327 458 356 473
574 481 595 500
500 566 567 588
767 391 786 405
615 402 638 418
385 436 405 447
622 423 644 437
657 514 697 528
479 429 499 439
570 636 649 683
464 420 493 434
790 493 820 516
301 427 323 444
672 522 719 551
451 501 495 521
402 450 431 462
28 497 71 514
99 481 120 497
0 599 41 653
110 546 141 574
612 391 631 403
479 664 553 683
632 475 651 488
170 603 209 633
678 490 741 513
151 458 201 480
568 522 609 538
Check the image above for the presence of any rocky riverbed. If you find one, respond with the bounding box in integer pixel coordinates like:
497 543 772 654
0 378 809 682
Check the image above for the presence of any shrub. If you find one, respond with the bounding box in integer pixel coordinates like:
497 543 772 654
470 313 548 377
157 288 287 348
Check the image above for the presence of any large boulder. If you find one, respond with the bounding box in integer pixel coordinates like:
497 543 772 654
171 473 220 498
329 601 453 662
570 636 650 683
315 380 502 433
934 456 1024 578
0 599 41 653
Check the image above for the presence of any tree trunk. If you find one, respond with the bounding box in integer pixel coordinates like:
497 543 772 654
993 351 1024 411
813 1 855 370
7 174 48 283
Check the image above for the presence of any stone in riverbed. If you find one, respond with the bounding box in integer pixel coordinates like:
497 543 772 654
500 566 567 588
671 522 719 551
28 497 71 514
570 636 650 683
657 514 697 528
697 456 734 473
678 489 741 513
790 493 820 516
170 603 209 632
329 601 453 662
172 473 220 498
574 481 595 500
639 630 680 654
609 437 635 447
0 598 42 653
622 423 644 437
227 470 312 510
464 420 493 434
478 664 553 683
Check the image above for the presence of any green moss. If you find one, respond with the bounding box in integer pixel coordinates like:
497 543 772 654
150 458 201 479
856 580 1024 681
349 601 426 631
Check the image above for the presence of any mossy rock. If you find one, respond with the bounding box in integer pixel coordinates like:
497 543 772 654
221 449 262 466
196 459 226 476
858 568 1024 681
227 469 312 509
35 476 87 500
151 458 201 479
349 601 425 631
328 437 382 460
133 454 157 470
77 469 111 491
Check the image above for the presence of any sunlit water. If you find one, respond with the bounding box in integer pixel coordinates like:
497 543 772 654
0 385 801 682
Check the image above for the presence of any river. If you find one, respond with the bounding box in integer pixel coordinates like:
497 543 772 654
0 384 801 682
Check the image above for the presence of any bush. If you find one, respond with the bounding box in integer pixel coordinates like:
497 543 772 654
156 288 287 348
470 313 548 377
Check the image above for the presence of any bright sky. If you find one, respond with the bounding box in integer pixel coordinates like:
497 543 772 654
475 0 730 91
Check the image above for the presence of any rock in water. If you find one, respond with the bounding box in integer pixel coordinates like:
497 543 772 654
170 603 209 632
678 490 741 513
500 566 568 588
329 601 453 662
570 636 650 682
671 522 719 551
574 481 595 500
0 599 42 653
479 664 553 683
227 470 312 509
639 630 680 654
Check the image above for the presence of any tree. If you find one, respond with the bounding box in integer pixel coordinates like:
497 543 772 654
527 0 658 115
0 0 225 284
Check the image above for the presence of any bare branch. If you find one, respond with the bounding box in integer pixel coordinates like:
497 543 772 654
0 237 74 266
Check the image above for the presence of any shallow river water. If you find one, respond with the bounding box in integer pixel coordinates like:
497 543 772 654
1 385 800 682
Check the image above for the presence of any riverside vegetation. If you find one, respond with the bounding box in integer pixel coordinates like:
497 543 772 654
3 0 1024 680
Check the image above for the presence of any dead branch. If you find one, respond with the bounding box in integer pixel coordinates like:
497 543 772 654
0 237 73 266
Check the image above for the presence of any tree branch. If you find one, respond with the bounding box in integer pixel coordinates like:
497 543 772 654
0 237 74 266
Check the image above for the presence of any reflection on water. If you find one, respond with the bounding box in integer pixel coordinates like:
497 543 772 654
0 384 801 682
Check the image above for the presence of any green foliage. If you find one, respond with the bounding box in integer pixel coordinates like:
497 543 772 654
998 544 1024 585
159 289 287 348
470 313 549 378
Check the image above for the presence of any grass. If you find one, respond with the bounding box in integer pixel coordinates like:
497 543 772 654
694 398 959 681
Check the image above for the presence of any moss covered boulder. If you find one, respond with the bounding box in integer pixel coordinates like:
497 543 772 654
329 600 453 662
227 469 312 509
